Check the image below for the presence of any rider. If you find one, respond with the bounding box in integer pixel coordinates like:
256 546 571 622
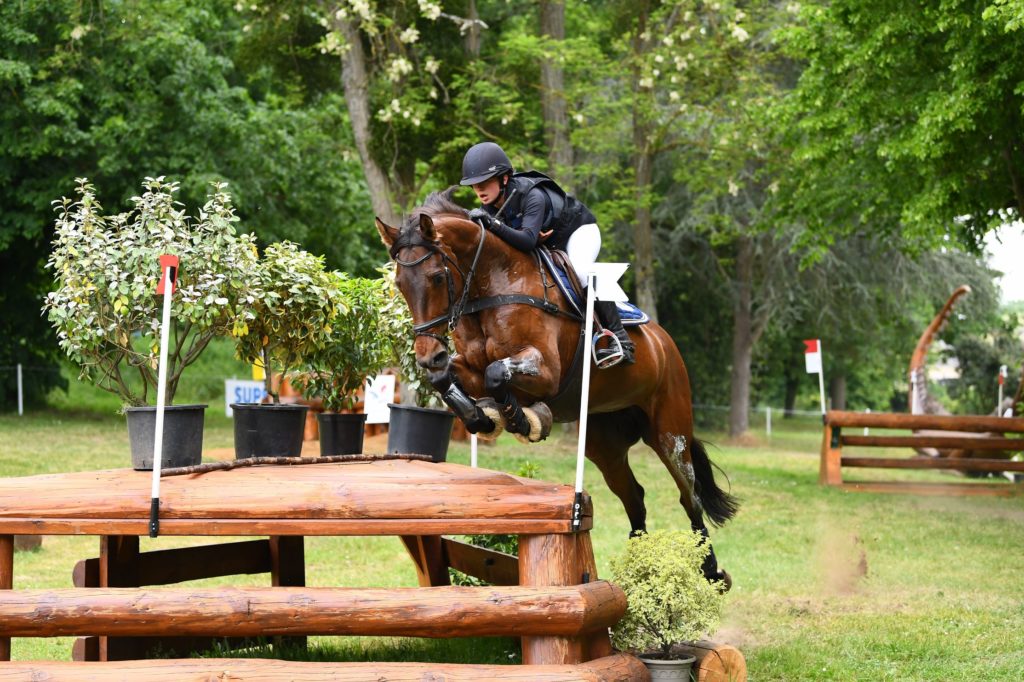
459 141 635 366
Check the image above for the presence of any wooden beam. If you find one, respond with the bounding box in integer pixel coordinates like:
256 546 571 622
841 481 1022 497
400 535 451 587
520 533 593 665
0 535 11 661
819 423 843 486
825 410 1024 433
0 653 649 681
841 435 1024 451
0 583 626 638
76 540 272 588
442 538 519 586
841 456 1024 472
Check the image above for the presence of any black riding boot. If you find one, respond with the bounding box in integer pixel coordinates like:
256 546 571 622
594 300 635 367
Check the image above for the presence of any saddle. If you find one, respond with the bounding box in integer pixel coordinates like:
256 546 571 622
538 247 650 326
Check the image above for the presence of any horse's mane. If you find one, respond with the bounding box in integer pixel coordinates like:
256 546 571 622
404 187 469 232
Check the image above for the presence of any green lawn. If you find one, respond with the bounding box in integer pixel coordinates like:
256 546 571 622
1 406 1022 680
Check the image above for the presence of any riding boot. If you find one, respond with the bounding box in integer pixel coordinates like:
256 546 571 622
594 300 635 366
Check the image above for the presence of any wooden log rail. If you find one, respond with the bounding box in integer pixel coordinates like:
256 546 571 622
0 583 625 639
820 410 1024 496
0 654 649 682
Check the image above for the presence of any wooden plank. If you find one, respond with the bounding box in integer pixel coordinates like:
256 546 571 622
76 540 272 588
0 583 626 638
520 533 591 666
268 536 306 653
841 456 1024 472
98 535 140 661
0 462 582 522
841 435 1024 451
442 537 519 586
825 410 1024 433
841 481 1022 497
0 653 649 682
0 516 588 536
819 423 843 486
674 640 746 682
0 535 11 661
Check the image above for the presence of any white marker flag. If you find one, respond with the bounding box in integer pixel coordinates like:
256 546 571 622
804 339 822 374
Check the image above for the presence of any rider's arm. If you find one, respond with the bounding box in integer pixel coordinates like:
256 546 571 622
486 190 547 251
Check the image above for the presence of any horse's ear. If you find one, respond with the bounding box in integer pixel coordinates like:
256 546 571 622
375 217 399 251
418 213 437 241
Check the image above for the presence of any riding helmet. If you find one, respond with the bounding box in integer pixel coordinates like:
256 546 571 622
460 142 513 185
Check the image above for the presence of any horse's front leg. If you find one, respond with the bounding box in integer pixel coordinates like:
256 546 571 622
427 362 496 435
484 349 555 443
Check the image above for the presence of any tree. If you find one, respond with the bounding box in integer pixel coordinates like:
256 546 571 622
780 0 1024 249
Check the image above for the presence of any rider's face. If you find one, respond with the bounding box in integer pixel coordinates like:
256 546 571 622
471 177 503 207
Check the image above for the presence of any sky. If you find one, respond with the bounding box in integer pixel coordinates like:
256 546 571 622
985 222 1024 304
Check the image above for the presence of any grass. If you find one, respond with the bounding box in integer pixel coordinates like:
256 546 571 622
2 398 1024 680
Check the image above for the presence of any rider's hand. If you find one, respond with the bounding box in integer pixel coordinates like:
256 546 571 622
468 208 492 228
539 229 553 243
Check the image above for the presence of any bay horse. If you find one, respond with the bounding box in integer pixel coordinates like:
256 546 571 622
376 189 738 585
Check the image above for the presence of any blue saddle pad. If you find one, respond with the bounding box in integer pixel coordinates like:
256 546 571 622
542 249 650 326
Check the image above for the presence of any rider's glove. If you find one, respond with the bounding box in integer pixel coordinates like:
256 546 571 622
468 208 493 228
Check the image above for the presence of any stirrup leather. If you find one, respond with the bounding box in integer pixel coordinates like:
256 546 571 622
592 328 625 369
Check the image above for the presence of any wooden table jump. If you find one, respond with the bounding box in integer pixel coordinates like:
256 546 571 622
0 460 625 677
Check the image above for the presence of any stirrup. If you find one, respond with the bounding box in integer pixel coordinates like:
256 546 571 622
592 329 625 369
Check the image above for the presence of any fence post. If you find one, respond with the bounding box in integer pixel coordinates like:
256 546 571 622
16 364 23 416
766 406 772 438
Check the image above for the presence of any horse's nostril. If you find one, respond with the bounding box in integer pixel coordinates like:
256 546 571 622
431 350 449 369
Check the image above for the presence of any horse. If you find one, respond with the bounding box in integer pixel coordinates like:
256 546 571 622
376 189 738 586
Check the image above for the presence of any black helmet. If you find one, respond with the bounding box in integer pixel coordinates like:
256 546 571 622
460 142 513 185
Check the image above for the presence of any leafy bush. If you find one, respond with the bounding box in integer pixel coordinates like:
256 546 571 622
380 262 443 408
44 178 258 407
610 529 724 657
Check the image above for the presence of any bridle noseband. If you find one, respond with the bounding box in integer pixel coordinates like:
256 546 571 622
390 219 487 348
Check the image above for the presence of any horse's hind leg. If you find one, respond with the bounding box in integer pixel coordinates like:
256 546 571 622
585 408 647 535
641 404 733 589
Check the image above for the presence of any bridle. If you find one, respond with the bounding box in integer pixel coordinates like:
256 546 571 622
390 218 487 348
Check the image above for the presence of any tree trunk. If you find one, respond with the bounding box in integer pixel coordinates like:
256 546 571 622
829 374 847 411
729 236 754 437
465 0 481 57
630 2 658 322
783 371 799 418
330 13 399 226
539 1 573 185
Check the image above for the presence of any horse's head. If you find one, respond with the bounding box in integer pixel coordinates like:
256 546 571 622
376 191 480 376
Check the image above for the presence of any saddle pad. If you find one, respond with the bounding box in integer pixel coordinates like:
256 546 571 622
539 248 650 326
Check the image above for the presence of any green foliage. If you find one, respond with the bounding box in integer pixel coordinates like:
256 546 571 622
232 241 340 402
297 274 394 412
43 178 258 407
941 308 1024 415
610 529 724 657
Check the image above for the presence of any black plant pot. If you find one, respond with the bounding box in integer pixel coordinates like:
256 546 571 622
230 403 309 459
386 403 455 463
125 404 207 471
318 412 367 456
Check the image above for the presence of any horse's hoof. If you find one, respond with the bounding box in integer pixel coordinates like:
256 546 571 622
474 399 504 443
513 403 552 444
715 569 733 593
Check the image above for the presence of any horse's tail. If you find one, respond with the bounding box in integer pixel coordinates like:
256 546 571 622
692 438 739 527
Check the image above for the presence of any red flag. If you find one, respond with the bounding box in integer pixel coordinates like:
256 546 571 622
156 255 179 295
803 339 818 354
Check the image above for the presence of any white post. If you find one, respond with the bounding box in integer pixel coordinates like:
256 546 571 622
149 261 176 538
470 433 478 468
817 340 827 417
766 406 771 437
16 360 23 413
572 273 598 531
864 408 871 436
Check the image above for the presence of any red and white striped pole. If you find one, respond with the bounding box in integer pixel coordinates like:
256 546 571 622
149 254 179 538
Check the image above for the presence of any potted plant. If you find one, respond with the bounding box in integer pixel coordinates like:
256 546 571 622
44 177 258 470
380 264 454 462
609 529 726 680
296 274 394 456
229 241 340 459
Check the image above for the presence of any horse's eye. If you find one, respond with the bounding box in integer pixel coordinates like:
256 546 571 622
430 272 445 286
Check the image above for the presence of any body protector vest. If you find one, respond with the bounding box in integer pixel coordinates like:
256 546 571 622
501 171 596 252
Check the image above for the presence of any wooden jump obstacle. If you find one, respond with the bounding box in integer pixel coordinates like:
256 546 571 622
0 460 649 680
821 410 1024 495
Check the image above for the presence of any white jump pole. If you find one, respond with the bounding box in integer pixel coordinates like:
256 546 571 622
766 406 771 437
470 433 478 468
571 272 598 531
149 254 179 538
16 363 23 416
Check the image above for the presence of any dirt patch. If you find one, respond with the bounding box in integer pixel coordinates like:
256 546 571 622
815 527 869 596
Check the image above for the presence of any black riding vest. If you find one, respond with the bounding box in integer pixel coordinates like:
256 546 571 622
501 171 596 252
